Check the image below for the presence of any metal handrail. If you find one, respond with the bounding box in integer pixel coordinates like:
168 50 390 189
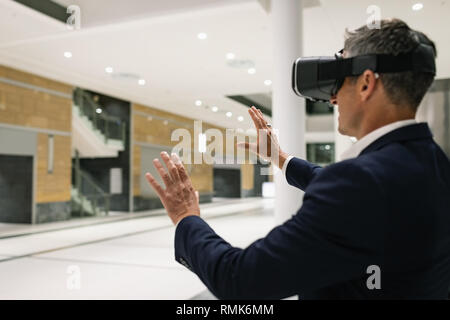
79 90 122 123
73 88 127 144
72 156 110 217
79 170 106 196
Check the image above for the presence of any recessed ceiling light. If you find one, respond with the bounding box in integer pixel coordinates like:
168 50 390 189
195 100 202 106
197 32 207 40
248 68 256 75
412 3 423 11
226 111 233 118
237 116 244 122
105 67 113 73
138 79 146 86
96 108 102 114
264 79 272 86
211 106 219 112
226 53 235 60
64 51 72 58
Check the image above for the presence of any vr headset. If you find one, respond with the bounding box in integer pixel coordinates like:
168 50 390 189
292 43 436 102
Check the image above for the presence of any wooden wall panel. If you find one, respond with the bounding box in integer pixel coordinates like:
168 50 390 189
0 82 71 132
36 134 71 203
0 65 73 95
241 163 254 191
0 66 73 204
190 163 213 193
133 145 141 196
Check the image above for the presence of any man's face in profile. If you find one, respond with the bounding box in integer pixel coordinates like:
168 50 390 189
330 51 362 137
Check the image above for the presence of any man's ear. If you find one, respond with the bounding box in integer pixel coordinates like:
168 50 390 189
358 70 378 102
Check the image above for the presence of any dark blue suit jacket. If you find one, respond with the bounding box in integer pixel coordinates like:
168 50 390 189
175 123 450 299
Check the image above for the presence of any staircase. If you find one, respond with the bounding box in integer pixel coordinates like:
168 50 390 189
71 163 110 217
72 88 126 158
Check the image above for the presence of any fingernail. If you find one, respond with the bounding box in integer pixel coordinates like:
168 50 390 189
171 153 181 164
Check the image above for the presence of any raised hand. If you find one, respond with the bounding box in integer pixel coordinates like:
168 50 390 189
145 152 200 225
238 106 288 169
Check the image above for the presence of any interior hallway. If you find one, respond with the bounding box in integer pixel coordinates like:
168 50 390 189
0 198 275 299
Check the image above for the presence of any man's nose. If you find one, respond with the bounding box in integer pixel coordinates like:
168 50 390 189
329 95 337 106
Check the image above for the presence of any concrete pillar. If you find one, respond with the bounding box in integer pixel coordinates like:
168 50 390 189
272 0 305 224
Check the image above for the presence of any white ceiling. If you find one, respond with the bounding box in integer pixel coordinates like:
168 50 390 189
0 0 448 130
52 0 255 27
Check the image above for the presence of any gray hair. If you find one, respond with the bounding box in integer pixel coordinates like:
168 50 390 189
344 18 437 109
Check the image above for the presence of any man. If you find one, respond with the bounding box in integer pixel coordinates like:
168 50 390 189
145 19 450 299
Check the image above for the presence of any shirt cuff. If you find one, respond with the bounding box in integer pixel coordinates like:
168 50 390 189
281 155 294 177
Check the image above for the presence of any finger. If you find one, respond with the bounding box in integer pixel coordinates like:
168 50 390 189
237 142 258 153
256 108 270 130
153 158 172 187
236 142 249 150
251 107 267 131
195 191 199 204
161 151 180 183
145 172 165 198
172 153 192 187
248 106 263 131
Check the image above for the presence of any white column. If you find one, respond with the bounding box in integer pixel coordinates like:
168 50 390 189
272 0 305 225
334 106 354 161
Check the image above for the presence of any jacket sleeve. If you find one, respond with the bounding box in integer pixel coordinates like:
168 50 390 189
285 157 323 191
174 161 386 299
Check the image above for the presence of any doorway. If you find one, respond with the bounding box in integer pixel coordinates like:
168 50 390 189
0 155 33 223
213 168 241 198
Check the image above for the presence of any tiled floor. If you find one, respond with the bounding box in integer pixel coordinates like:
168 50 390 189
0 198 275 299
0 198 267 238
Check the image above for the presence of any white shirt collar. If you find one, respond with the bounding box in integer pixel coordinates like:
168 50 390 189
340 119 417 160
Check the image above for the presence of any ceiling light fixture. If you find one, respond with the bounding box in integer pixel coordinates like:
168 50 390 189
138 79 146 86
105 67 114 74
264 79 272 86
64 51 72 58
195 100 202 106
226 111 233 118
197 32 207 40
96 108 102 114
237 116 244 122
412 3 423 11
211 106 219 112
248 68 256 75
